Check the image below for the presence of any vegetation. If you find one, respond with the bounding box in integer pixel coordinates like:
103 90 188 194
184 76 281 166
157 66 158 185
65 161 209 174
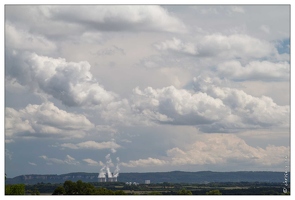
6 180 290 195
5 184 25 195
148 191 162 195
177 189 192 195
206 189 222 195
52 180 126 195
52 186 65 195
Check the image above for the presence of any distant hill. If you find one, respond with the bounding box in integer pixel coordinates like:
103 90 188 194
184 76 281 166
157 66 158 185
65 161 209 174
5 171 290 185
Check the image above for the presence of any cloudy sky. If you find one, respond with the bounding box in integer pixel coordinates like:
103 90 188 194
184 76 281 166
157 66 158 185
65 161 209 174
5 5 290 178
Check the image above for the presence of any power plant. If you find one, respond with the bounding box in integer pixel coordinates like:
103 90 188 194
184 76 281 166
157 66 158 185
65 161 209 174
98 154 120 182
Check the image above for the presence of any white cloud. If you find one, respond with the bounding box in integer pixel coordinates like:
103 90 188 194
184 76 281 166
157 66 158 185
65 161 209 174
83 158 104 166
100 99 142 126
193 76 289 132
6 52 117 107
5 102 94 138
196 34 277 59
166 134 288 166
121 157 167 167
60 140 121 150
39 155 79 165
65 155 80 165
5 107 35 137
39 155 64 165
4 5 290 175
122 134 288 168
216 60 289 81
155 38 197 55
120 75 289 133
28 162 37 166
155 34 277 60
121 139 132 143
131 85 230 126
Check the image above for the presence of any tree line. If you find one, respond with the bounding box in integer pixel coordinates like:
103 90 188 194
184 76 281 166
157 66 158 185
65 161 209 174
53 180 126 195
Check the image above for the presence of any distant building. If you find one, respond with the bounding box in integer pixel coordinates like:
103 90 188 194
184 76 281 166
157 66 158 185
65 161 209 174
108 176 118 182
145 180 150 184
98 173 106 182
98 177 106 182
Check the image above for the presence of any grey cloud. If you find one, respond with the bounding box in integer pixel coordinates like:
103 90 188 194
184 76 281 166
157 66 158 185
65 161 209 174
47 6 187 33
5 22 56 54
6 5 187 36
5 6 86 40
95 45 125 56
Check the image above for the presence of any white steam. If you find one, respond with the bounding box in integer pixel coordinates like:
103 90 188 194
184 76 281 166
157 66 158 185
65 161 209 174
98 154 120 180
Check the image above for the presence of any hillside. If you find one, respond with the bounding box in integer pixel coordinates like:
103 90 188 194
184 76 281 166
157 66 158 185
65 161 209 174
6 171 289 185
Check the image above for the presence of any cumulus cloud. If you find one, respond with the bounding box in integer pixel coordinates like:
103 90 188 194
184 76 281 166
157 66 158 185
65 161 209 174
216 60 290 81
5 102 94 138
131 85 230 126
192 76 289 132
122 134 288 168
100 99 147 126
6 52 117 107
166 134 288 166
39 155 80 165
125 75 289 133
60 140 121 151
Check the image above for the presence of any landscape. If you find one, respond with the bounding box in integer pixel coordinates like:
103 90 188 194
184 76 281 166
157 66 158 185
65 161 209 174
5 4 290 195
5 171 291 195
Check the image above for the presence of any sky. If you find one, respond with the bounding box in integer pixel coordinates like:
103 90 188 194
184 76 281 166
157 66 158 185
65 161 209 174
4 4 290 178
